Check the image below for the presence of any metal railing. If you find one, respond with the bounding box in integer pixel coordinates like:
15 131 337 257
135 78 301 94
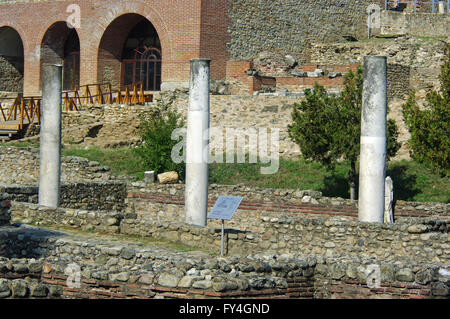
385 0 450 13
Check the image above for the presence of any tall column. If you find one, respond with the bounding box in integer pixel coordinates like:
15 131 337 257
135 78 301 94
358 56 387 223
185 59 210 227
38 64 62 208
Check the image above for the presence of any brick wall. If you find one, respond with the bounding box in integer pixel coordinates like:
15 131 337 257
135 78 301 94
0 0 231 95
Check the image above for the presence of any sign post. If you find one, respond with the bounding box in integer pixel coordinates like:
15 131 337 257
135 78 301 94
207 196 243 256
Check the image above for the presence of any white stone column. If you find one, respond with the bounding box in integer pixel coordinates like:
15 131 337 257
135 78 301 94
185 59 210 227
38 64 62 208
358 56 387 223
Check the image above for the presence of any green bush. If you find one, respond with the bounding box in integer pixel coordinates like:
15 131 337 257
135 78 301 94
134 100 186 179
288 66 400 199
402 44 449 176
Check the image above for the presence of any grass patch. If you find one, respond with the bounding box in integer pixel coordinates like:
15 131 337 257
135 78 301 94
4 141 39 148
31 222 212 255
61 145 144 181
210 158 449 203
52 145 449 203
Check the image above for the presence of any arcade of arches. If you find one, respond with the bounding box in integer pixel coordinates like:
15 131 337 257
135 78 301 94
98 14 162 92
1 16 162 94
0 0 231 96
0 26 24 92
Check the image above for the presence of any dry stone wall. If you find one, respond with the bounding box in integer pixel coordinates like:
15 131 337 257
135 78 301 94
308 37 448 98
381 11 450 38
0 146 123 185
227 0 374 61
0 199 10 226
2 181 127 211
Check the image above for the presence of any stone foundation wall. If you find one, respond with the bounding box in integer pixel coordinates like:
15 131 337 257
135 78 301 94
5 182 448 262
227 0 375 61
1 180 448 299
381 11 450 38
0 224 448 299
2 181 127 211
0 199 10 226
0 146 123 185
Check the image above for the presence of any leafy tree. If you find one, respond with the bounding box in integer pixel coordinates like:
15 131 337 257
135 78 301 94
134 99 186 179
288 66 401 199
402 44 449 176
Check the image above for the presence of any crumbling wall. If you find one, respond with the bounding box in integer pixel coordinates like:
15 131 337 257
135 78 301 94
0 56 23 92
227 0 375 61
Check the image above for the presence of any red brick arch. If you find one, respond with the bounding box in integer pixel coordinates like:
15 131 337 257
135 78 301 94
81 1 173 87
39 21 81 91
95 13 165 90
0 23 28 54
0 25 25 92
0 0 230 95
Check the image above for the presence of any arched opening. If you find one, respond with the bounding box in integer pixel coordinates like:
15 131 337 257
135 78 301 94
0 26 24 92
40 22 80 91
98 14 161 91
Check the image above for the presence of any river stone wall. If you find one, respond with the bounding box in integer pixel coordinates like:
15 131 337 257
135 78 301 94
1 181 127 211
0 223 448 299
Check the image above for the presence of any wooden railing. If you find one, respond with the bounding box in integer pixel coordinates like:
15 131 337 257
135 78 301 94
0 96 41 129
0 81 153 128
63 82 114 111
63 82 152 110
116 82 150 105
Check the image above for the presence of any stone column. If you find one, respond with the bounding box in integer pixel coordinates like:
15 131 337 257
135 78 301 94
358 56 387 223
185 59 210 227
38 64 62 208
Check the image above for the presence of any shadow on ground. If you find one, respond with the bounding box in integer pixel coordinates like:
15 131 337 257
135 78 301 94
319 164 420 201
0 224 67 259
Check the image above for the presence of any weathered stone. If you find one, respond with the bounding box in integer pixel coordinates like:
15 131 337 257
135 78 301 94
415 268 435 285
144 171 155 185
31 284 48 297
284 55 297 68
396 268 414 282
291 70 307 77
431 282 449 296
157 171 179 184
138 273 154 285
407 224 428 234
192 280 213 290
110 272 130 282
178 275 195 288
120 248 136 260
157 273 181 288
42 263 52 274
11 279 28 298
0 280 11 299
92 271 109 280
329 264 347 280
12 264 28 273
324 242 336 248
